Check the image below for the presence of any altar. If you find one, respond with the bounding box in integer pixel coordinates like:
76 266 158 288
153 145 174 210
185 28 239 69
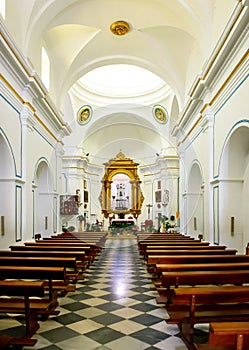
109 219 136 234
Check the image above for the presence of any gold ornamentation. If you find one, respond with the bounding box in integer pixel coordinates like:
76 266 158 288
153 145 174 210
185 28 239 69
153 105 168 124
110 21 130 36
115 151 126 160
99 152 144 219
77 105 92 125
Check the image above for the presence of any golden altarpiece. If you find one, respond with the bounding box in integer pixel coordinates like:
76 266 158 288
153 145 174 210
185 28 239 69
99 152 144 219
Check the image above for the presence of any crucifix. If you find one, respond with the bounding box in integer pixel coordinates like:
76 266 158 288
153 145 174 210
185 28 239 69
146 204 153 220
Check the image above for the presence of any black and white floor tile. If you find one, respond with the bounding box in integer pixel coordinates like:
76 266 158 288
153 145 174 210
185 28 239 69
0 238 200 349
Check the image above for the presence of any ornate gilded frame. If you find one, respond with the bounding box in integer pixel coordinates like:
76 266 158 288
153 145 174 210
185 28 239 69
153 104 168 124
99 152 144 219
77 105 92 125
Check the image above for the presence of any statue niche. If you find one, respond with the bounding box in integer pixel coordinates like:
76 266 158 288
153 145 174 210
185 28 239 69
99 151 144 219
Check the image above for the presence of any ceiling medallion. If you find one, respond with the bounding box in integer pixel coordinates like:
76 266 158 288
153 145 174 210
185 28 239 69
110 20 130 36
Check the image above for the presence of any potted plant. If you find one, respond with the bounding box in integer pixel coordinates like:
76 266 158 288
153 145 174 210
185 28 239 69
159 215 170 232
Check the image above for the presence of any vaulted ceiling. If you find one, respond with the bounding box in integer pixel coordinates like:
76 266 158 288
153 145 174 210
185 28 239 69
3 0 236 165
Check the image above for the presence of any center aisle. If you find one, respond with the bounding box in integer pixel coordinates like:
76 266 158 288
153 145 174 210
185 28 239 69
33 238 188 349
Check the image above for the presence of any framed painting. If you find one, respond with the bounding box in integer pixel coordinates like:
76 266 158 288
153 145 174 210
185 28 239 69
60 195 78 215
84 190 89 203
155 190 161 203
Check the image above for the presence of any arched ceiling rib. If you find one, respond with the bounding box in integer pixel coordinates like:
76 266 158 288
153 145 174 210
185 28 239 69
21 0 210 107
3 0 237 166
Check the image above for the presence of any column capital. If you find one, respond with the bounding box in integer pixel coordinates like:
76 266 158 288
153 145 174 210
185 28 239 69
201 106 214 131
20 103 36 131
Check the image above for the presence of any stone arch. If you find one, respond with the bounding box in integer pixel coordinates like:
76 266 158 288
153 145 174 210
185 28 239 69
218 123 249 252
0 131 17 245
185 161 204 237
33 158 55 236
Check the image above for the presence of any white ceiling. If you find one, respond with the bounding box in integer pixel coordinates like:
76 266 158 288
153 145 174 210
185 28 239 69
2 0 236 165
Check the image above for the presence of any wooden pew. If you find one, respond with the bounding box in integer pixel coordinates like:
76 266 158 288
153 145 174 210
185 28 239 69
51 232 107 246
1 249 86 272
153 262 249 289
141 245 227 257
10 243 92 270
137 234 191 240
145 249 237 259
156 262 249 274
0 280 59 337
139 241 210 256
137 233 185 240
147 254 249 268
166 285 249 350
138 237 196 243
24 241 92 252
145 245 227 250
158 270 249 305
198 321 249 349
38 239 102 254
14 243 94 264
0 256 79 282
0 265 71 297
0 336 37 349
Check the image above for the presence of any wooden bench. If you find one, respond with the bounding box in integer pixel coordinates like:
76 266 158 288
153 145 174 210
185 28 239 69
166 285 249 350
139 241 210 255
50 232 107 246
25 241 97 263
158 270 249 305
141 245 227 258
145 249 237 260
137 233 186 240
0 280 59 337
0 249 87 272
0 256 79 282
147 255 249 274
156 262 249 274
38 239 102 255
145 245 227 250
0 265 71 297
0 336 37 350
198 321 249 349
11 244 93 264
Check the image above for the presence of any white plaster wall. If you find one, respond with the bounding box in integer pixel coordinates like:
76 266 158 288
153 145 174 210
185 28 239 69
214 78 249 178
0 83 62 247
218 180 244 252
180 128 210 238
242 163 249 248
0 97 22 176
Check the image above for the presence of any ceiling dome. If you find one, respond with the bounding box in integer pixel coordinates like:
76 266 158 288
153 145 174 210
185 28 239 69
75 64 172 105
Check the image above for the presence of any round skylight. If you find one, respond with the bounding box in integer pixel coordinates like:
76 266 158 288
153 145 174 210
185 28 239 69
78 64 167 97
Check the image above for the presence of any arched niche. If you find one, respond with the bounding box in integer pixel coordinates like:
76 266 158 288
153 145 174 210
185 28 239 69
34 158 55 236
186 161 204 237
99 151 144 219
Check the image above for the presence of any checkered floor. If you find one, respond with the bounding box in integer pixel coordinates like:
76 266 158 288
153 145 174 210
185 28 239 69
0 238 194 349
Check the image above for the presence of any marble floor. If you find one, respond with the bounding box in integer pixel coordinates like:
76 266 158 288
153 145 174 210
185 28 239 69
0 238 194 349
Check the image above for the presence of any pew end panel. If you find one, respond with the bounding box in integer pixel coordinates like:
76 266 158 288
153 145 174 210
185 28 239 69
0 280 60 337
166 286 249 350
